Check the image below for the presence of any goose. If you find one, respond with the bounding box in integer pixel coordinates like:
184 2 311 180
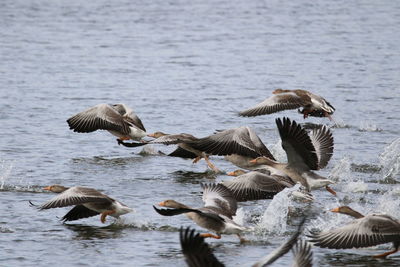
179 217 312 267
67 103 146 144
250 117 336 195
33 185 133 223
146 131 220 172
308 206 400 258
239 89 335 120
187 126 276 171
154 183 247 242
223 169 293 201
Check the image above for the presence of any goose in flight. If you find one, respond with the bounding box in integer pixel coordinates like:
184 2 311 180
239 89 335 120
67 103 147 144
32 185 133 223
250 117 336 195
154 183 247 242
308 206 400 258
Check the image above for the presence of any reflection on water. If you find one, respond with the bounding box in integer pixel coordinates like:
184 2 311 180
65 224 125 240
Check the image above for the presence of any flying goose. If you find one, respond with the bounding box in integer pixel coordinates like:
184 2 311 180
188 126 276 171
67 103 147 144
239 89 335 120
33 185 133 223
250 117 336 195
154 183 246 242
146 131 220 172
308 206 400 258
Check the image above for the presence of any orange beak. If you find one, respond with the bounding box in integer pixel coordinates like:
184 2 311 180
330 207 340 213
147 133 156 138
249 159 257 164
158 201 166 207
227 171 235 176
43 186 51 191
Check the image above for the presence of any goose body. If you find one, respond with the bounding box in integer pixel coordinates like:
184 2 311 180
251 118 335 195
154 183 246 241
239 89 335 120
36 185 133 223
67 103 146 142
308 206 400 258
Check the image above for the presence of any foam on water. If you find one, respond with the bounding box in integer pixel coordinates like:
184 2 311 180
358 121 383 132
377 185 400 218
379 137 400 180
255 184 301 235
0 160 13 190
268 140 286 162
329 157 368 193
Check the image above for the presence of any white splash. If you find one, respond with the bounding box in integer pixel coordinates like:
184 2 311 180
268 140 286 162
0 160 13 190
138 145 164 156
377 185 400 218
233 207 246 226
379 137 400 180
358 121 382 132
255 185 301 235
329 157 368 193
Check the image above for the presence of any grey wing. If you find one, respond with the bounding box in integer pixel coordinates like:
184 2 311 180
67 104 131 134
276 117 319 170
308 215 400 249
124 111 146 132
190 127 271 159
222 172 286 201
40 187 112 209
253 217 307 267
150 134 197 145
309 125 333 169
201 183 237 218
292 240 313 267
180 227 225 267
239 92 307 117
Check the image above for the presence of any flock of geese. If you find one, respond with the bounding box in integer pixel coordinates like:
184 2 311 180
30 89 400 266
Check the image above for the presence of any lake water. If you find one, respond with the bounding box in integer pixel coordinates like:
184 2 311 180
1 0 400 266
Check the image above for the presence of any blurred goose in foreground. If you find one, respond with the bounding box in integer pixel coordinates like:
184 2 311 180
34 185 133 223
223 169 294 201
154 183 247 242
188 126 276 171
67 104 147 144
308 206 400 258
239 89 335 120
146 131 220 172
250 117 336 195
180 227 225 267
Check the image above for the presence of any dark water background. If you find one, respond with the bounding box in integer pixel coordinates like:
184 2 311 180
1 0 400 266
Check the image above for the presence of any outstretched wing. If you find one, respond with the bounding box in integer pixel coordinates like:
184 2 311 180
62 205 100 222
309 125 333 169
67 104 131 134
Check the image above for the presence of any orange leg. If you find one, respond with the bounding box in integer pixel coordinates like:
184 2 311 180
203 155 220 173
100 210 116 223
118 136 131 141
192 156 201 164
200 233 221 239
326 186 337 196
237 234 248 243
303 110 309 119
372 248 398 258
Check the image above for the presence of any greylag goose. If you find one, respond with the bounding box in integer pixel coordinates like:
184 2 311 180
67 104 147 144
180 227 225 267
34 185 133 223
188 126 276 171
223 169 294 201
239 89 335 120
147 131 220 172
250 117 336 195
153 183 247 242
308 206 400 258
